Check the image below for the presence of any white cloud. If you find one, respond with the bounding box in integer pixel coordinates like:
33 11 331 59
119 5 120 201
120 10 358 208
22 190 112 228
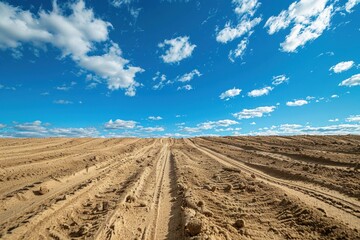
0 1 143 96
249 123 360 135
329 61 355 73
152 72 171 90
228 38 249 62
148 116 162 120
272 74 289 85
219 88 242 100
140 127 165 132
346 115 360 122
339 73 360 87
265 0 334 52
0 123 6 129
250 122 256 125
53 99 73 105
216 17 261 43
345 0 360 12
2 120 99 137
286 99 308 106
331 94 339 98
233 0 261 16
177 85 193 91
247 86 273 97
233 106 276 119
111 0 135 8
158 36 196 63
329 118 339 122
177 69 201 82
104 119 137 129
183 119 239 133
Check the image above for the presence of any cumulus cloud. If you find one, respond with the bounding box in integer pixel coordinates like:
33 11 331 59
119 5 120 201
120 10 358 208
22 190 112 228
104 119 137 129
216 0 261 61
2 120 99 137
216 18 261 43
177 69 201 82
148 116 162 120
0 1 143 95
219 88 242 100
247 86 273 97
346 115 360 122
265 0 334 52
286 99 308 106
329 61 355 73
345 0 360 12
272 74 289 85
182 119 239 133
233 106 276 119
158 36 196 63
339 73 360 87
233 0 261 16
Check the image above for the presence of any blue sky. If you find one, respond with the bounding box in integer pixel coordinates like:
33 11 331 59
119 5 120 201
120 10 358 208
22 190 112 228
0 0 359 137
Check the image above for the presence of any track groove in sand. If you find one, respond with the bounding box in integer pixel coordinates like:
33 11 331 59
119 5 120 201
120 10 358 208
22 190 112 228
0 137 359 239
186 138 360 229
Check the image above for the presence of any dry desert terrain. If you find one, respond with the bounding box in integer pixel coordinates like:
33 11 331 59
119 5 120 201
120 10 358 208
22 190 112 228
0 136 359 239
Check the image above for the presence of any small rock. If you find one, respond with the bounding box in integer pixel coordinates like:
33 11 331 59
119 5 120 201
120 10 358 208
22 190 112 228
251 174 256 179
38 186 49 195
185 219 203 236
235 219 245 229
224 184 233 192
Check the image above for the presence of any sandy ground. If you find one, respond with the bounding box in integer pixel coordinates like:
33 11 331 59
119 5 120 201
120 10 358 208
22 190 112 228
0 136 359 239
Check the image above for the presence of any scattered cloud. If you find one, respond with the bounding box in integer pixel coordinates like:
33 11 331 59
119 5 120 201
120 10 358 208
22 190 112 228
1 120 99 137
346 115 360 122
233 106 276 119
249 123 360 135
345 0 360 12
148 116 162 120
139 126 165 132
216 0 261 61
228 38 249 62
177 84 193 91
182 119 239 133
265 0 334 52
152 72 171 90
233 0 261 16
331 94 339 98
330 61 355 73
339 73 360 86
110 0 135 8
329 118 339 122
216 18 261 44
53 100 73 105
177 69 201 82
158 36 196 63
247 86 273 97
104 119 137 129
219 88 242 100
0 1 143 96
272 74 289 85
250 122 256 125
286 99 308 107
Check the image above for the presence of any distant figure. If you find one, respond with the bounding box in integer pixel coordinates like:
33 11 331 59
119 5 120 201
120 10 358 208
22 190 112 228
85 164 89 173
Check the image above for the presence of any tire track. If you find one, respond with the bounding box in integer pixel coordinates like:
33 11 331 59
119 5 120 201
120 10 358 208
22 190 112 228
186 139 360 230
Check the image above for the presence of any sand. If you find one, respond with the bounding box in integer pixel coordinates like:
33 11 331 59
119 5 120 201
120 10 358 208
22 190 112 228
0 136 359 239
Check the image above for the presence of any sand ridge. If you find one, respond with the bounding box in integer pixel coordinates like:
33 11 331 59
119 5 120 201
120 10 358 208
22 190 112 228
0 136 359 239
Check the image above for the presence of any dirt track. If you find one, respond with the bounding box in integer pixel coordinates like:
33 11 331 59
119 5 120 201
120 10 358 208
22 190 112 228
0 136 359 239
